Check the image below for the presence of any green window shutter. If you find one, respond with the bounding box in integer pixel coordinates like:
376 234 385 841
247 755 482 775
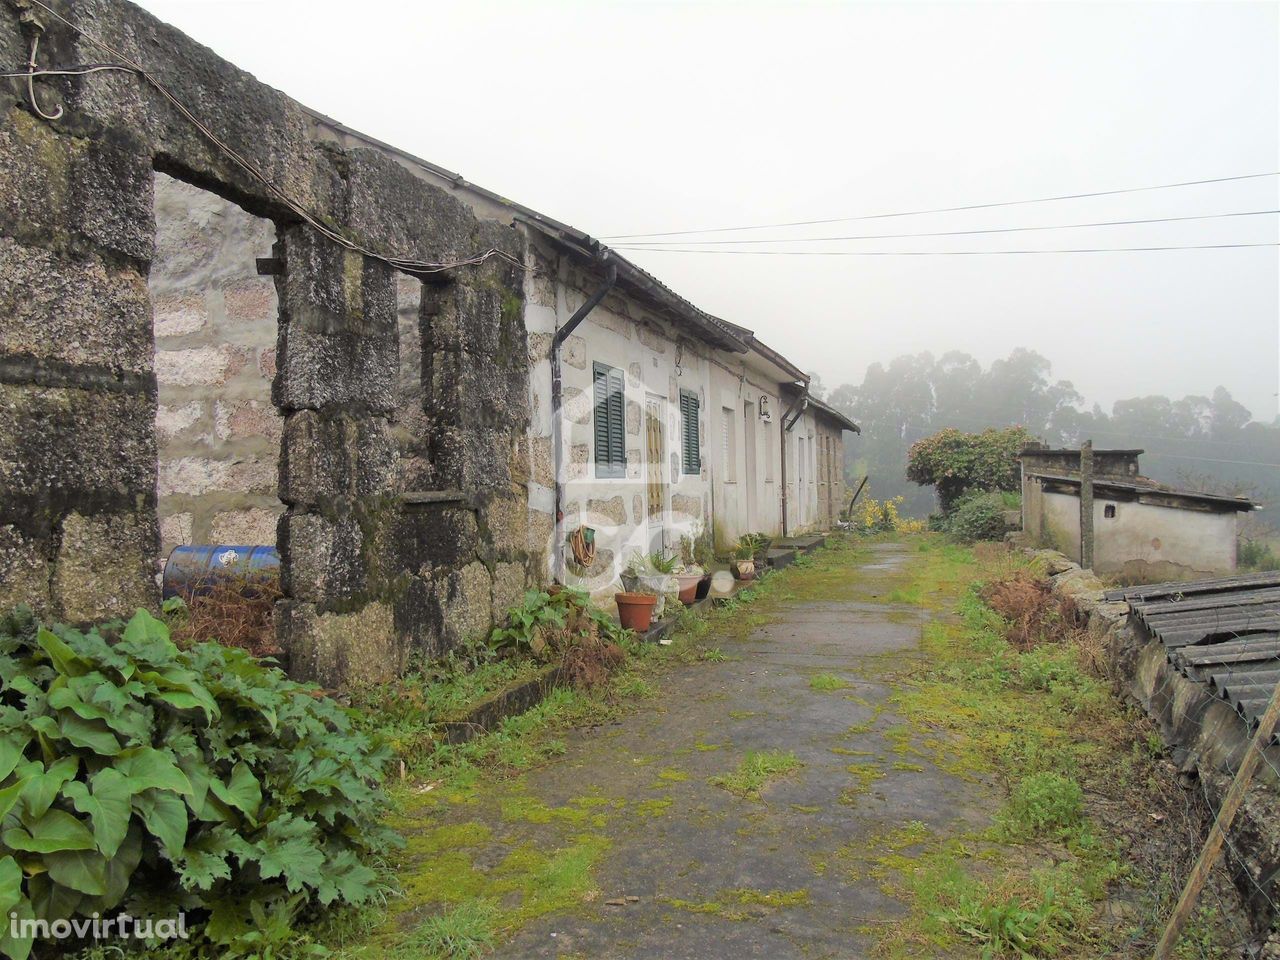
680 390 700 475
594 362 626 478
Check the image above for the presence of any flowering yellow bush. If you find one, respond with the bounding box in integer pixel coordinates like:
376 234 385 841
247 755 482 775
851 496 927 534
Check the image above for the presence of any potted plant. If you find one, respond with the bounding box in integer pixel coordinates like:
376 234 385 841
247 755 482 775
673 562 706 605
743 532 772 565
615 588 658 631
731 540 756 581
620 552 647 595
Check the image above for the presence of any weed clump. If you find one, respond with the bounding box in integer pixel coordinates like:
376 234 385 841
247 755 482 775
710 750 802 798
980 569 1085 651
1002 771 1085 839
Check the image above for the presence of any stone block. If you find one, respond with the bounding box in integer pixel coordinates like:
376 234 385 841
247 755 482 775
278 599 402 689
280 410 397 507
395 504 480 574
154 401 204 442
530 436 554 487
258 347 277 378
527 332 552 365
0 524 49 615
435 560 493 649
431 427 513 492
628 362 643 388
585 496 628 527
637 323 667 353
632 494 644 525
0 238 152 376
158 512 193 548
425 349 530 429
0 108 152 263
672 494 703 524
156 457 230 497
626 449 641 480
490 560 526 624
526 508 554 559
485 495 528 558
562 385 592 425
73 134 154 263
52 511 157 623
210 507 281 545
152 291 207 338
279 227 395 336
426 279 523 361
561 335 586 370
274 324 397 413
343 148 476 265
155 346 246 387
626 400 641 436
0 384 155 521
221 277 277 327
214 399 283 444
280 510 366 605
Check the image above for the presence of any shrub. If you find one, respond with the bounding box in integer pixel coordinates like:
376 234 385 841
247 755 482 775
935 490 1009 544
906 425 1033 512
1239 538 1280 572
851 495 927 534
0 606 396 958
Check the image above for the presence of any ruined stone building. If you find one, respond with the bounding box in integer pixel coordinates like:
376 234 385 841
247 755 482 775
0 0 856 687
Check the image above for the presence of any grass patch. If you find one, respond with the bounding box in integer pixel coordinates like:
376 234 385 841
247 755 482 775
710 750 802 798
809 672 851 691
401 900 496 959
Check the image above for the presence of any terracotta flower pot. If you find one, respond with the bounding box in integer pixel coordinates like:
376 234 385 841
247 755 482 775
615 592 658 631
675 573 703 605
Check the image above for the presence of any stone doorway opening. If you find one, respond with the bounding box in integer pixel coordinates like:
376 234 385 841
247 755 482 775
149 172 285 576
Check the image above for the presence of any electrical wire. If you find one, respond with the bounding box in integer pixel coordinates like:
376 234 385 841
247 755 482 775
612 242 1280 256
17 0 520 275
601 172 1280 240
616 209 1280 247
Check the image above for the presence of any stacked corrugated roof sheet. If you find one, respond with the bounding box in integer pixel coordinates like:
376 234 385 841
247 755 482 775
1106 572 1280 732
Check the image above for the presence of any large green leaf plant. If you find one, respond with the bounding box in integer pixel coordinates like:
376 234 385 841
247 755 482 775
0 606 397 958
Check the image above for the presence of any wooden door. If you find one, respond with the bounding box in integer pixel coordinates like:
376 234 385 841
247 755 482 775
645 397 666 546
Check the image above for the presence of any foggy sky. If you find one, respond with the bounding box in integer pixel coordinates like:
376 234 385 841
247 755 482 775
134 0 1280 420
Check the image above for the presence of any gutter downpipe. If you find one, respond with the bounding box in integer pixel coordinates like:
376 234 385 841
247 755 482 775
552 258 617 582
779 393 809 538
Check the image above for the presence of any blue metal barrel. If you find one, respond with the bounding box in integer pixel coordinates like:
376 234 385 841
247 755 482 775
162 545 280 600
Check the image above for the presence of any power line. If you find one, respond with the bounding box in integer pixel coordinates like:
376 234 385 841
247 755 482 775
600 172 1280 240
20 0 519 276
612 242 1280 257
617 210 1280 247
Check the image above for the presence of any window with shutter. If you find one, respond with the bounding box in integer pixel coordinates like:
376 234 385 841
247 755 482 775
679 389 700 475
593 362 626 478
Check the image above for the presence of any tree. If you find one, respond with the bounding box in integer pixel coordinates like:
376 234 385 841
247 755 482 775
906 426 1034 513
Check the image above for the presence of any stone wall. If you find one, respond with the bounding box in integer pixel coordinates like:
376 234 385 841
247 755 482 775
1033 548 1280 939
151 173 283 560
0 0 530 686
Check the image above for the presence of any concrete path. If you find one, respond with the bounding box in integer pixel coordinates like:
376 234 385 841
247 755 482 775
401 542 996 959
